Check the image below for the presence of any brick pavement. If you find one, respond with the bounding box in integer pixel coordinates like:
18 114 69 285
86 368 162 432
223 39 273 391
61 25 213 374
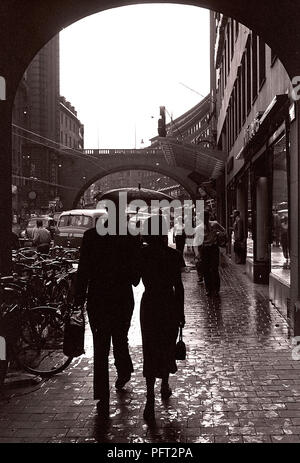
0 260 300 443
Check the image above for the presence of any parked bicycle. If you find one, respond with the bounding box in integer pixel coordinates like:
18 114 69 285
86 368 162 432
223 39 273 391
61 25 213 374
0 280 72 378
0 245 81 382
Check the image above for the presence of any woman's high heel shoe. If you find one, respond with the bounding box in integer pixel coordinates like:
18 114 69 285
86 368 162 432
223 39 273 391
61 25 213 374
160 385 172 399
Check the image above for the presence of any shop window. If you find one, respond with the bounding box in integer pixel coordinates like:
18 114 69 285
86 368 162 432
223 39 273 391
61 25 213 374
271 135 290 284
247 172 254 259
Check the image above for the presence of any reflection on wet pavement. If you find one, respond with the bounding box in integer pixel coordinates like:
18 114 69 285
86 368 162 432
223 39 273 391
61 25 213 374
0 262 299 443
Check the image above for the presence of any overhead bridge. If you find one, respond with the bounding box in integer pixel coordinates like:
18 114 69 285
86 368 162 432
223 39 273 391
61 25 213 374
57 139 226 209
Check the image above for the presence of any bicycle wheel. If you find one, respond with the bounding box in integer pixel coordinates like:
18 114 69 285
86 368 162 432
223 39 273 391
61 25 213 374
13 306 73 377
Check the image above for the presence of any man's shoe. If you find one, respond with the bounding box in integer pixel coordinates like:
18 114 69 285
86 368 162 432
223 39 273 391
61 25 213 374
115 374 131 390
96 401 109 419
143 400 155 422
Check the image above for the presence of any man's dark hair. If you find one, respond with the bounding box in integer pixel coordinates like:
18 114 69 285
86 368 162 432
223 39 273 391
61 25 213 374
36 219 43 227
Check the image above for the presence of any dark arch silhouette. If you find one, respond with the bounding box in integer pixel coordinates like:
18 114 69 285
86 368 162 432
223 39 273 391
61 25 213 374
3 0 299 103
72 164 198 208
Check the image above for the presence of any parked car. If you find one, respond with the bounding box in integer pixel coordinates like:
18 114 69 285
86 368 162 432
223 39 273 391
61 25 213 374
54 209 107 248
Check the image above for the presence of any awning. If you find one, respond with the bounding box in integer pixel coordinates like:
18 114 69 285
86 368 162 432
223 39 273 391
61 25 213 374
157 137 226 180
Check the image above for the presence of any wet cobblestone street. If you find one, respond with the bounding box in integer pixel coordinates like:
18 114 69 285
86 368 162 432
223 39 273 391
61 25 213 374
1 260 299 443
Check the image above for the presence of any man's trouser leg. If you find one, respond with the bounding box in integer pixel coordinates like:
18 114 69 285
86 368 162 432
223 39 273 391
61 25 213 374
92 327 111 401
210 245 220 292
112 320 133 379
202 247 212 293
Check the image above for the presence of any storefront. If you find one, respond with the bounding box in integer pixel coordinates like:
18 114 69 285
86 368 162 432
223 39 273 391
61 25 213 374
226 94 292 318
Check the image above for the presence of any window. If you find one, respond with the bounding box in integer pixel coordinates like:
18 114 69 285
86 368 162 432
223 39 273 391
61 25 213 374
252 34 258 101
247 171 254 259
58 215 70 227
258 37 266 88
246 38 252 114
70 215 83 227
241 54 246 124
230 19 234 59
271 48 278 66
235 20 239 40
82 216 93 228
234 82 238 140
271 135 290 285
226 32 230 74
237 67 242 133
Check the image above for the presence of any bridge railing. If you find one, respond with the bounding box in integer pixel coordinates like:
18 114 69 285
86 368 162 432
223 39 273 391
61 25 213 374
82 148 159 156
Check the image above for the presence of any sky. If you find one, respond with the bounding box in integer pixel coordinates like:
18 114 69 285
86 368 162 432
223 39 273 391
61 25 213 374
60 4 210 149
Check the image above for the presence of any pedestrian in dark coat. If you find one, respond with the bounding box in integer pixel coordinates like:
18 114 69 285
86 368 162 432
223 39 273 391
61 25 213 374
74 222 140 419
173 217 186 264
201 210 226 297
138 216 185 422
232 210 246 264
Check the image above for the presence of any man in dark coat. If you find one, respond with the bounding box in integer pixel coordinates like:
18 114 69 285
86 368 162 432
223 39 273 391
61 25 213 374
74 221 140 418
232 210 246 264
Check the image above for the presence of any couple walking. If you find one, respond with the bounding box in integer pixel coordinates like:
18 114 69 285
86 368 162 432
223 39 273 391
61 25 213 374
74 215 185 422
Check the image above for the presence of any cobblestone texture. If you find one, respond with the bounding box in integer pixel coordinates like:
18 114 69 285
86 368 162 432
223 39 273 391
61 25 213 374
0 261 299 443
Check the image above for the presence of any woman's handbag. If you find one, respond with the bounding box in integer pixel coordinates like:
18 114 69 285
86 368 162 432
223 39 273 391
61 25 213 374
175 326 186 360
217 231 228 248
63 306 85 358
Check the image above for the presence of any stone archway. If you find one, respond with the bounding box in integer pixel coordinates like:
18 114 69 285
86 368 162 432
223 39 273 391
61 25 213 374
72 165 197 209
1 1 300 274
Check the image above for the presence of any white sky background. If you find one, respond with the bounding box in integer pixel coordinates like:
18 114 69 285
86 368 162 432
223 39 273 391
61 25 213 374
60 4 210 149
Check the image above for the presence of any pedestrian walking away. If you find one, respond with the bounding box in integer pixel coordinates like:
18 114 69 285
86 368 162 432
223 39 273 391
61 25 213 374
173 216 186 265
74 215 140 419
138 215 185 423
32 219 51 254
198 210 226 298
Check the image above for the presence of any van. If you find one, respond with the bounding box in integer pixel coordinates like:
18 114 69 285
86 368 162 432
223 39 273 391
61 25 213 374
54 209 107 248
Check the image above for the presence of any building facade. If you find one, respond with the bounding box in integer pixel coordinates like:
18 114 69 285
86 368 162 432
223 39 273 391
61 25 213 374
11 75 29 224
211 12 294 321
15 36 61 214
59 96 84 150
12 36 85 216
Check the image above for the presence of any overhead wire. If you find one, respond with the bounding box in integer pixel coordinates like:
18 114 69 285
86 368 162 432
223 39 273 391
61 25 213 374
12 131 107 171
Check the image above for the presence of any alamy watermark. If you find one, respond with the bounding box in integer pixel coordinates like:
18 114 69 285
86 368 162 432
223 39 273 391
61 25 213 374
95 193 204 247
291 76 300 101
0 336 6 361
0 76 6 100
292 337 300 360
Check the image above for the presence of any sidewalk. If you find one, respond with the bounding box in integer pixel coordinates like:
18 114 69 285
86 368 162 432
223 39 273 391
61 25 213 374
0 261 299 443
